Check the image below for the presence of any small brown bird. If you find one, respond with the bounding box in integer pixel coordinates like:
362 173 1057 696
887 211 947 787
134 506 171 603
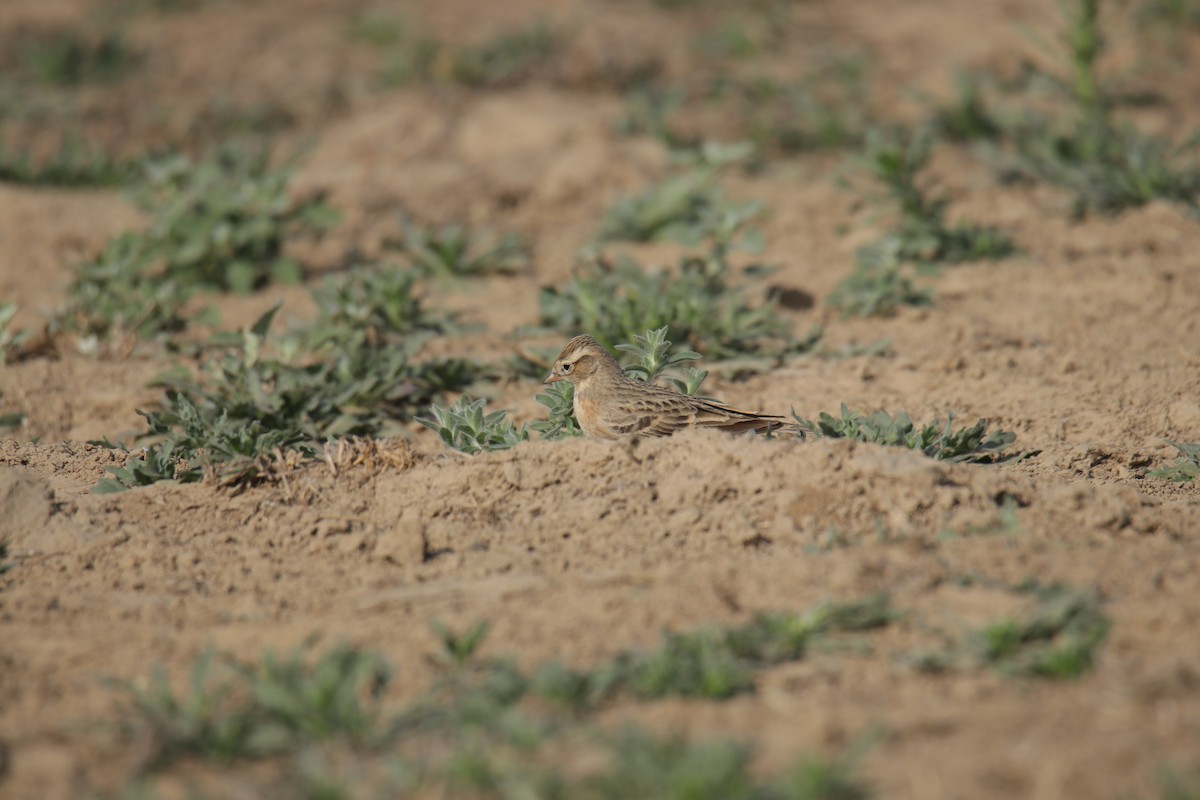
544 334 787 439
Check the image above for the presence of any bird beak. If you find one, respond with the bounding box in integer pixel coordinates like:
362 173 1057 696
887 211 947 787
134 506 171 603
543 372 562 385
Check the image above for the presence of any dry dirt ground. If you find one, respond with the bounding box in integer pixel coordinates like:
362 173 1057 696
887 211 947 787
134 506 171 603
2 0 1200 798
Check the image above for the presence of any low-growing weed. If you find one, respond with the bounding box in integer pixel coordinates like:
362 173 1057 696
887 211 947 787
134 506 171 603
1010 0 1200 216
114 644 392 769
597 169 763 246
930 72 1005 143
530 380 583 440
305 264 449 352
616 326 709 395
0 303 31 365
829 129 1014 317
60 233 193 343
979 587 1110 679
1148 441 1200 482
18 28 138 85
0 541 14 576
390 216 529 278
597 142 761 240
534 595 895 708
855 129 1016 266
418 397 529 455
540 246 799 359
133 150 338 292
0 135 137 187
826 244 932 318
794 404 1025 464
111 614 881 796
739 57 873 154
60 150 338 343
93 439 204 494
451 23 558 88
95 306 472 490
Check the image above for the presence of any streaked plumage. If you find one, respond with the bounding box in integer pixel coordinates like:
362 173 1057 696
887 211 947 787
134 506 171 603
543 334 786 439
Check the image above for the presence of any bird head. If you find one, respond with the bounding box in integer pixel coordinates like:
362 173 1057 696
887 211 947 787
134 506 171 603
544 334 619 387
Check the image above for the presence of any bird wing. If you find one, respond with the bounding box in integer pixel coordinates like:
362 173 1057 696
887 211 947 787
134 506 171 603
608 389 786 437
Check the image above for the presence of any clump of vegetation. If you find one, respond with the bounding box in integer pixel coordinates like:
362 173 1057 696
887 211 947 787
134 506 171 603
111 609 881 797
929 72 1005 143
419 397 529 455
621 57 872 156
60 233 193 343
351 14 558 89
540 246 801 360
0 135 138 187
794 404 1025 464
450 23 558 88
1148 441 1200 482
93 438 204 494
303 264 450 352
978 587 1110 679
1011 0 1200 216
826 243 932 318
0 303 32 365
0 541 12 575
595 142 761 244
390 216 530 277
132 150 338 292
855 129 1016 266
530 380 583 441
59 150 338 343
94 305 472 491
17 28 138 85
829 129 1015 317
114 644 392 769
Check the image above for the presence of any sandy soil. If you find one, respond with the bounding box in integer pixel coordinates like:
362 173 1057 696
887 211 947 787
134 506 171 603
2 0 1199 798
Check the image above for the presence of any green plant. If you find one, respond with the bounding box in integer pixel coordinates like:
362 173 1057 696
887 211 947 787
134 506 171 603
418 397 529 455
596 160 763 247
616 326 709 395
19 29 138 85
1011 0 1200 216
114 644 392 769
743 57 872 154
530 380 583 440
132 150 339 292
589 730 757 799
0 303 31 365
826 244 932 318
95 306 471 490
60 233 193 342
0 134 137 187
534 596 894 708
979 587 1110 679
857 129 1017 265
109 616 880 796
391 217 529 277
930 72 1005 142
540 247 799 360
451 23 558 88
794 404 1025 463
1148 441 1200 482
304 264 448 352
92 439 204 494
0 541 14 576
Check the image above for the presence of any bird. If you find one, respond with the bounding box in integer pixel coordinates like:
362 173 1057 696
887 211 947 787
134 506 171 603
543 334 787 439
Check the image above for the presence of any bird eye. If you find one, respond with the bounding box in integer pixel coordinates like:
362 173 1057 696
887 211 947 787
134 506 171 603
562 363 572 373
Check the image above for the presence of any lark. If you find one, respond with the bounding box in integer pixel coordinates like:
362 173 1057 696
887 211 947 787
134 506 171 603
544 334 786 439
